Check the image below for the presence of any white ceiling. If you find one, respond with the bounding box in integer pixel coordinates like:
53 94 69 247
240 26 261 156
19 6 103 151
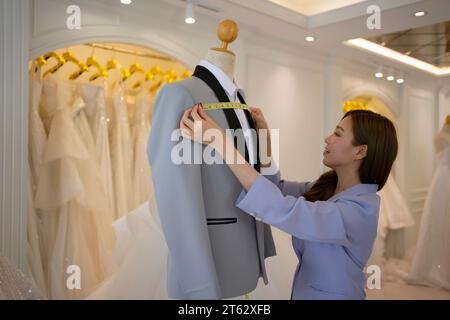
266 0 367 16
108 0 450 80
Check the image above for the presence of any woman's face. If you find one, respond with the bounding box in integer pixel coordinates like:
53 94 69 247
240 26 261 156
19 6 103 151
323 115 366 168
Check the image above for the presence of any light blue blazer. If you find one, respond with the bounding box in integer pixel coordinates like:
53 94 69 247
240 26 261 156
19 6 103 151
236 171 380 300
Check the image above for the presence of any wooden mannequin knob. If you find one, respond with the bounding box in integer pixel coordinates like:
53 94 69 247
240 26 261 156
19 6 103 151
212 19 239 56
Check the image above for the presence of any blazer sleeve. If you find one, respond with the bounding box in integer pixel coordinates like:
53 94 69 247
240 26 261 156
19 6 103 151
236 175 373 246
147 83 221 299
263 170 315 198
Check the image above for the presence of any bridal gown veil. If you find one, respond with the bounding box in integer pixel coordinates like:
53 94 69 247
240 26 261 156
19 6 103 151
87 197 169 300
34 75 113 299
407 128 450 290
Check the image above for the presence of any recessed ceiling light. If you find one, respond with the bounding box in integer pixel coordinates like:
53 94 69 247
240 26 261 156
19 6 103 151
120 0 132 4
375 65 383 78
414 11 426 17
185 1 196 24
386 75 395 81
305 36 315 42
396 78 404 84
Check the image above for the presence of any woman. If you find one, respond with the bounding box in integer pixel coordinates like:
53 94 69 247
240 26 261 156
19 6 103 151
180 104 398 300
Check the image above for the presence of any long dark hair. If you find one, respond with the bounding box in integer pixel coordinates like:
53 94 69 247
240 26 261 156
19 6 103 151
303 109 398 202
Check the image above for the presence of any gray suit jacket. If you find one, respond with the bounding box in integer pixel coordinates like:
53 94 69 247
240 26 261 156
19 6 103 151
147 76 276 299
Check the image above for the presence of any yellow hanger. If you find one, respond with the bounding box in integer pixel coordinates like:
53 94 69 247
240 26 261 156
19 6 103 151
86 55 108 81
126 62 148 89
105 57 130 83
148 79 163 94
42 52 66 77
164 69 178 84
33 56 47 73
132 70 155 89
61 50 89 80
181 70 191 79
144 66 165 93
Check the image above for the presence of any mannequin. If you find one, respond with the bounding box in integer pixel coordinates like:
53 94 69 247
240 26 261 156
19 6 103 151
147 19 276 300
205 49 235 80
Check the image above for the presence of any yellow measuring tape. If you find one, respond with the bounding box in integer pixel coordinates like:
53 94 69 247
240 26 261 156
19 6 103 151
201 102 249 111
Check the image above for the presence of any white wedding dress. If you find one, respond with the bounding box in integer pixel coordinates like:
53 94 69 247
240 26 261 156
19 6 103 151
129 89 152 210
107 83 133 218
27 68 48 296
35 75 112 299
80 83 116 249
368 174 415 268
407 127 450 290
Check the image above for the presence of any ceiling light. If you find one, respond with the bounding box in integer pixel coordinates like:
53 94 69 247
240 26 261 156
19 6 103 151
305 36 315 42
345 38 450 76
386 75 395 81
375 65 383 78
120 0 132 4
414 11 426 17
185 1 196 24
396 71 405 84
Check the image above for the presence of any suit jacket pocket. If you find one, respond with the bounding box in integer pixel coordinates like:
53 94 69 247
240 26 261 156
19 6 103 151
206 218 237 225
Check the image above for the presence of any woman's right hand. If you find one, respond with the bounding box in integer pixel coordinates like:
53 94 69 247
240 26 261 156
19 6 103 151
249 107 272 167
249 107 269 131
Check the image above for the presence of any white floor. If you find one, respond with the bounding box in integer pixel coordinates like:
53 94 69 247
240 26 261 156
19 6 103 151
366 258 450 300
367 281 450 300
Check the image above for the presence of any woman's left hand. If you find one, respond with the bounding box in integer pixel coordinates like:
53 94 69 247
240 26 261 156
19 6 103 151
180 104 224 146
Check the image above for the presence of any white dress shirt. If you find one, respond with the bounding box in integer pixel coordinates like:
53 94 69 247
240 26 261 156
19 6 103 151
198 60 277 175
198 60 256 165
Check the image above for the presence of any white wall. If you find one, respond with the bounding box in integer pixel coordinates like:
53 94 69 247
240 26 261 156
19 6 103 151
245 43 325 182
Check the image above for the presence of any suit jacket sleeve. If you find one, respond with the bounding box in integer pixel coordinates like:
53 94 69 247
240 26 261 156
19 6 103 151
147 83 221 299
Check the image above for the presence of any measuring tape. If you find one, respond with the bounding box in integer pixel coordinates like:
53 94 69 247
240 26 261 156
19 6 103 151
201 102 249 111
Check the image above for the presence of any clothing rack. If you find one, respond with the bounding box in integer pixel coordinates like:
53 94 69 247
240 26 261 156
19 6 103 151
84 43 176 62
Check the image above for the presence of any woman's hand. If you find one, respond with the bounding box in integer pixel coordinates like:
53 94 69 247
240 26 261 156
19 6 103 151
249 107 269 131
180 104 225 147
250 107 272 167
